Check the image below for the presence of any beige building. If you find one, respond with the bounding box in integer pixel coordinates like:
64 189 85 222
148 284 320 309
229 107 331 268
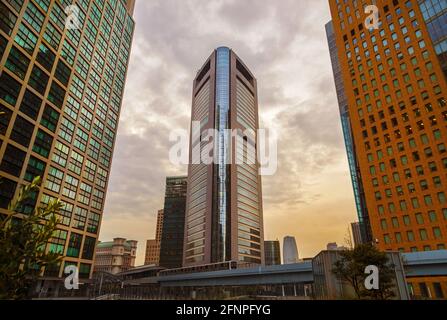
144 209 164 265
94 238 137 274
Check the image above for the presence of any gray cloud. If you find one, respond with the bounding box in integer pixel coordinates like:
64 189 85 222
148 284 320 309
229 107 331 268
102 0 358 264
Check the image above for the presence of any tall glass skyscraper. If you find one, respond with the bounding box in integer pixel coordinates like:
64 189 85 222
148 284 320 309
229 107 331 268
326 21 371 244
183 47 264 267
0 0 136 292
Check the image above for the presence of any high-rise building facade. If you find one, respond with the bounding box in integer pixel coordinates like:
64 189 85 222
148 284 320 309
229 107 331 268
351 222 364 247
351 222 365 247
283 236 299 264
183 47 264 267
328 0 447 253
326 21 372 244
93 238 137 274
159 176 187 269
264 240 281 266
144 209 164 265
0 0 136 286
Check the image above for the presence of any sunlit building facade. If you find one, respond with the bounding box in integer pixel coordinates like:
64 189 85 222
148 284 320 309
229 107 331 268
0 0 136 289
328 0 447 253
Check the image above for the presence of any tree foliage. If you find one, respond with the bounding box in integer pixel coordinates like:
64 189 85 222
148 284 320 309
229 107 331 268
332 244 396 300
0 177 63 299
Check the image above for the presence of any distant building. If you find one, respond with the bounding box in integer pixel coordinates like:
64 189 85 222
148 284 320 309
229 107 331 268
145 240 159 266
351 222 364 247
327 242 349 251
144 209 164 265
264 240 281 266
159 176 187 269
283 236 299 264
94 238 137 274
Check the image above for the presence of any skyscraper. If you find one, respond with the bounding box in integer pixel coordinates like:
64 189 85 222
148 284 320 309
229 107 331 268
283 236 299 264
351 222 364 247
183 47 264 267
144 209 164 265
327 0 447 253
0 0 136 291
159 176 187 269
326 21 371 244
264 240 281 266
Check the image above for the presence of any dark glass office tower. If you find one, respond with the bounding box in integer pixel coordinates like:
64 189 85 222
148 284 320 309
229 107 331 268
0 0 136 293
159 176 187 269
264 240 281 266
418 0 447 79
326 21 372 244
183 47 264 267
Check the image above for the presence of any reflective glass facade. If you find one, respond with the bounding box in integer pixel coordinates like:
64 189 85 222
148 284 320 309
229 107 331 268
184 47 264 267
326 21 371 244
159 176 187 269
0 0 135 279
418 0 447 79
214 47 230 262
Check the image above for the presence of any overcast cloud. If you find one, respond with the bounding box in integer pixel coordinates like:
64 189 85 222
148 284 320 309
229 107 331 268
100 0 358 265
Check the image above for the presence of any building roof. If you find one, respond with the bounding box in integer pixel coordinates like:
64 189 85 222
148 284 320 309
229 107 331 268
97 241 133 250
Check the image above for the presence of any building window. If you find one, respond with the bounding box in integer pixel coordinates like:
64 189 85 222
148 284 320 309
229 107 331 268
28 65 49 95
32 129 53 158
5 46 30 79
20 89 42 120
52 141 69 167
45 166 63 193
36 43 55 72
62 174 78 199
11 115 34 147
25 156 46 182
433 283 444 299
82 236 96 260
0 72 22 106
66 232 82 258
40 104 60 132
87 212 100 234
0 144 26 177
72 206 88 231
48 81 66 108
48 230 67 255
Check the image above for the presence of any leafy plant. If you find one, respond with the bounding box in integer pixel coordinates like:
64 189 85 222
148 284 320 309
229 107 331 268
332 243 396 300
0 176 63 300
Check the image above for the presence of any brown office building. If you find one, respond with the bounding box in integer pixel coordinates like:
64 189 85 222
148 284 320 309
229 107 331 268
144 209 164 265
0 0 136 293
183 47 264 267
327 0 447 254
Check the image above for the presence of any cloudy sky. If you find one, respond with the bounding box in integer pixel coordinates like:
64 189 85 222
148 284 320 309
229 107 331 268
100 0 358 265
